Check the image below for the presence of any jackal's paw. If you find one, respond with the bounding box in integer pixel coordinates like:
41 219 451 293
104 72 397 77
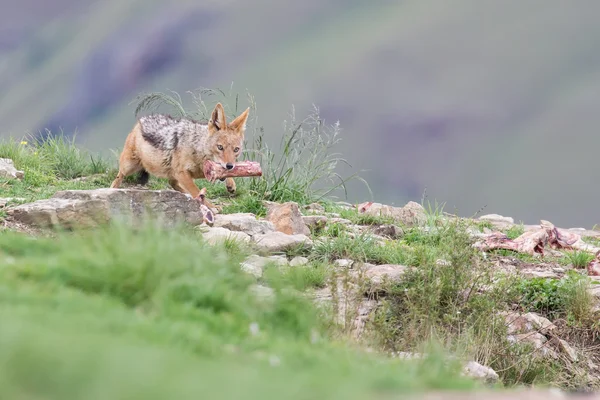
225 178 236 194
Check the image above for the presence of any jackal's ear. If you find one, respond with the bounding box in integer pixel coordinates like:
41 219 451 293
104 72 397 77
209 103 227 131
228 107 250 135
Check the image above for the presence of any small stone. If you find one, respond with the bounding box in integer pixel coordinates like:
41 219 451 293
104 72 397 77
240 262 263 278
479 214 515 224
290 256 309 267
335 201 353 209
201 226 251 245
501 311 556 335
508 332 557 358
0 158 24 180
252 232 313 253
213 213 275 236
249 322 260 336
266 202 310 235
334 259 354 268
550 337 578 362
371 224 404 239
302 215 328 230
365 264 408 286
305 203 325 213
240 254 290 278
328 217 352 225
356 201 426 227
250 284 275 301
0 197 26 208
363 264 410 294
462 361 499 383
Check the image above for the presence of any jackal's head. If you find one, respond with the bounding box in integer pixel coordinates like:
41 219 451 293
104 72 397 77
206 103 249 170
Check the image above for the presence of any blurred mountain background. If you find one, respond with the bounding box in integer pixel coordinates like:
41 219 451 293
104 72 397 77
1 0 599 227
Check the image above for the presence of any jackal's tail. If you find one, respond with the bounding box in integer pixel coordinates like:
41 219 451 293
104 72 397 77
136 169 150 185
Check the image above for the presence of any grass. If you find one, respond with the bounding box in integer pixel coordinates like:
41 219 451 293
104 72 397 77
505 224 525 240
564 250 595 268
265 261 329 291
510 271 593 322
368 218 599 389
338 207 396 226
2 92 600 393
0 220 479 399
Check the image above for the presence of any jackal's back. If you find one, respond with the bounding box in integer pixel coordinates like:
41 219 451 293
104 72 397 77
138 114 208 151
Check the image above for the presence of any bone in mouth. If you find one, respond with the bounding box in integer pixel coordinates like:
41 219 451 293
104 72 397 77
203 160 263 183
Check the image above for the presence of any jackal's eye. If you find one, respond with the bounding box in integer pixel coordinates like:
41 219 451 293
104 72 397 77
217 145 224 151
233 147 240 153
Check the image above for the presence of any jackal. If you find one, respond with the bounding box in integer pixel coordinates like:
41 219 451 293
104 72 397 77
110 103 249 210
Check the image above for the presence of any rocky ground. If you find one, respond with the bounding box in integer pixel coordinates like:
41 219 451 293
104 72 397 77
2 155 600 398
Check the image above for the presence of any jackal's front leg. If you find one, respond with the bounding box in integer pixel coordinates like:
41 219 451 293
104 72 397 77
173 172 221 213
225 177 236 194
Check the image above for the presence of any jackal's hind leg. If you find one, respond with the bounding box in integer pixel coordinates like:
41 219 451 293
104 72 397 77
111 151 143 189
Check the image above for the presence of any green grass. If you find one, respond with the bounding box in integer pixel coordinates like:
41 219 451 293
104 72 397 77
2 94 600 393
563 250 595 269
368 218 598 389
0 220 479 399
265 261 329 291
338 207 395 226
583 236 600 246
505 224 525 240
509 271 593 322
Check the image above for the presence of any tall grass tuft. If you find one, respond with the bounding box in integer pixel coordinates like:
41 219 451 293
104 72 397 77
0 132 110 183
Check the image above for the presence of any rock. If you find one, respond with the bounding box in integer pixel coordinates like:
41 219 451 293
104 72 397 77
393 353 499 385
508 332 557 358
334 259 354 268
0 197 26 208
328 217 353 225
371 224 404 239
8 189 205 229
550 337 578 362
265 202 310 235
501 311 556 335
213 213 274 236
462 361 499 384
357 201 426 227
200 226 251 245
243 254 288 268
240 262 264 278
250 284 275 301
335 201 354 209
304 203 325 213
414 389 567 400
478 214 515 225
310 279 362 328
252 231 313 253
520 268 563 280
351 299 378 340
290 256 309 267
302 215 328 230
240 255 288 278
588 277 600 299
0 158 24 180
363 264 408 293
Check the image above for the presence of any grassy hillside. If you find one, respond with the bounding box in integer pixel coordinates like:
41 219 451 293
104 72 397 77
2 123 600 395
1 1 600 226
